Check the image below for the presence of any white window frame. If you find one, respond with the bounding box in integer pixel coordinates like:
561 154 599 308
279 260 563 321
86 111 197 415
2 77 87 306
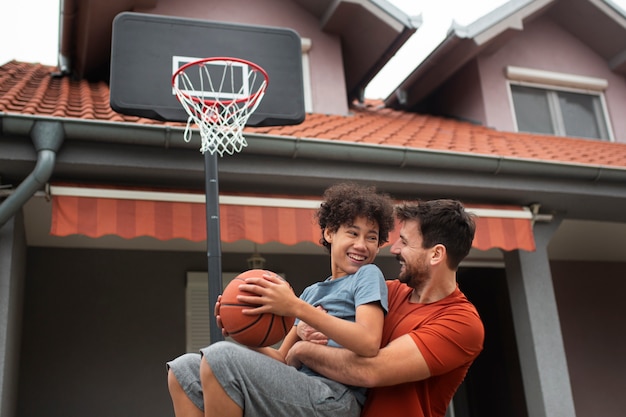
301 37 313 113
505 66 614 141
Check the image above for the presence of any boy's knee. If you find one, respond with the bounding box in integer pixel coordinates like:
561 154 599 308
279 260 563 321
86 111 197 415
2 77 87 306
201 342 254 381
201 341 237 365
199 353 215 380
167 368 182 394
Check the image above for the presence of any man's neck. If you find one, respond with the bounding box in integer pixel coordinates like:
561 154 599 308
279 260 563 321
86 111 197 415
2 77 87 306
409 273 457 304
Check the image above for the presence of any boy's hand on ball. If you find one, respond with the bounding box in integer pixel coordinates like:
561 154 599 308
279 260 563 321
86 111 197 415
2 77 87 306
238 273 298 317
220 270 294 347
213 295 230 337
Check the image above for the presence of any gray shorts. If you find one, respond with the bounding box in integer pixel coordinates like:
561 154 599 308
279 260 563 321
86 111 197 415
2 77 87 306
166 341 361 417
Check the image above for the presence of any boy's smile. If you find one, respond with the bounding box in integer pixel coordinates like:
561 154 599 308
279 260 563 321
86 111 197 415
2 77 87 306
324 215 380 278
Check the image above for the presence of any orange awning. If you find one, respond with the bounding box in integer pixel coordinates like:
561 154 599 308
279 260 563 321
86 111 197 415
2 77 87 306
49 185 536 251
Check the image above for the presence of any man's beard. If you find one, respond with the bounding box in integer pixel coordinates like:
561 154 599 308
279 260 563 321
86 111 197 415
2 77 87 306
397 255 429 290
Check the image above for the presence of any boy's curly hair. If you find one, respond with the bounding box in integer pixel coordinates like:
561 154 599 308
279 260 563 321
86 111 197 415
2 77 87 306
316 183 395 251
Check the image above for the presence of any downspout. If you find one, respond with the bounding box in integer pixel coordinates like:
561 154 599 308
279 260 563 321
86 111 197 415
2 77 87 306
0 121 64 227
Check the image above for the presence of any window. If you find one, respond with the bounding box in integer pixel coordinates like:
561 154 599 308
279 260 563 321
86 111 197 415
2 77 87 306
510 85 610 140
506 66 612 141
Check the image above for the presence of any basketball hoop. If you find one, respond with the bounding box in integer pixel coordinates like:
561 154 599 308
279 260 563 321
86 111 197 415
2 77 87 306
172 57 269 156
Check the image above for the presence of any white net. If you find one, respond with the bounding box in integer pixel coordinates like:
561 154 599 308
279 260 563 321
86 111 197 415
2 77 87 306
172 58 268 156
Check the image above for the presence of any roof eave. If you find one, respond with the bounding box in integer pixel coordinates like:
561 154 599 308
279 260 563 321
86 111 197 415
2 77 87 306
308 0 419 102
384 0 556 109
348 18 420 101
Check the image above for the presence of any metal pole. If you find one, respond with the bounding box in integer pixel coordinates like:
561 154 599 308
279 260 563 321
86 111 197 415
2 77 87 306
205 151 224 344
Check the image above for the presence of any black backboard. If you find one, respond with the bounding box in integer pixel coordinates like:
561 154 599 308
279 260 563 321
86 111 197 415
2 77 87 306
110 12 305 126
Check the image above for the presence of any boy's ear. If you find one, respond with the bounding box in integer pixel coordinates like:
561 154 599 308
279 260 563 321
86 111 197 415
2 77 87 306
323 228 334 243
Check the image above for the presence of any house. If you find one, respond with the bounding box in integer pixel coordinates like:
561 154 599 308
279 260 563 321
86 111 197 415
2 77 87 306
1 1 625 417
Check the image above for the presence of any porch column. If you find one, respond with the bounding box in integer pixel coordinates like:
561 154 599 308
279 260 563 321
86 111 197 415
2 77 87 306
503 215 577 417
0 211 26 417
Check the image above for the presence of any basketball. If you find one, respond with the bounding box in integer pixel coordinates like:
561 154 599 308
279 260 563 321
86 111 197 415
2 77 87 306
219 269 296 347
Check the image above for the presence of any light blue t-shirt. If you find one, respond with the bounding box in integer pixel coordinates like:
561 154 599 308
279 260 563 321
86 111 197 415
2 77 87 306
296 263 388 348
295 263 388 405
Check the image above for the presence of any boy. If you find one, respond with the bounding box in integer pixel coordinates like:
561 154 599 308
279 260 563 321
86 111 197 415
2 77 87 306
167 182 395 417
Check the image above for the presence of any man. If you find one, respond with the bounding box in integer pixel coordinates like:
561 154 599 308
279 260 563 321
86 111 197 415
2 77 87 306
167 198 484 417
286 199 485 416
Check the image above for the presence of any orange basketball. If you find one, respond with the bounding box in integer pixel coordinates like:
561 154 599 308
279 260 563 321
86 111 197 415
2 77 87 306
219 269 296 347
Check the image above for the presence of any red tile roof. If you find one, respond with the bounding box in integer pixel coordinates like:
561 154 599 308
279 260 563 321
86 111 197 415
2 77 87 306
3 60 626 168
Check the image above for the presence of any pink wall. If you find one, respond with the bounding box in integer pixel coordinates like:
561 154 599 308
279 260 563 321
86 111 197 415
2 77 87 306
476 15 626 142
433 60 486 125
140 0 349 115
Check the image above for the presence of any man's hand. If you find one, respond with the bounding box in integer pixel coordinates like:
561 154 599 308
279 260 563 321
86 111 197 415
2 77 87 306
285 340 307 368
297 306 329 345
286 308 329 369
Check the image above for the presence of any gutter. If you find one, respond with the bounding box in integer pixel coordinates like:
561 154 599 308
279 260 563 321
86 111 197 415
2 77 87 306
241 132 626 183
2 113 626 185
0 121 64 227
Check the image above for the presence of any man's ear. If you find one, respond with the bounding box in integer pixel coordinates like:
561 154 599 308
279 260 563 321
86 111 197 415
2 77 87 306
430 244 446 266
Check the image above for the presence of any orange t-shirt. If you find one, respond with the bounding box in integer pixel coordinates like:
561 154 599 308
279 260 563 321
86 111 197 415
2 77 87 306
361 280 484 417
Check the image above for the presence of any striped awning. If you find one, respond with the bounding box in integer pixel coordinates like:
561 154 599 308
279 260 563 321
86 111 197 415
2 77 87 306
49 185 536 251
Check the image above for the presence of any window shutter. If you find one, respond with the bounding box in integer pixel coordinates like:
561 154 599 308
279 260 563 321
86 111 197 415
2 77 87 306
185 272 238 352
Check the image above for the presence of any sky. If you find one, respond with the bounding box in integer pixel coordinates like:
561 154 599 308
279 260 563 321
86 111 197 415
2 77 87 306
365 0 510 97
0 0 61 66
1 0 626 99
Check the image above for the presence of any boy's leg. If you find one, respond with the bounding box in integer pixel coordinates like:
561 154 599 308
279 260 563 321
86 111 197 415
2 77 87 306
166 353 205 413
201 341 361 417
200 355 243 417
168 369 203 417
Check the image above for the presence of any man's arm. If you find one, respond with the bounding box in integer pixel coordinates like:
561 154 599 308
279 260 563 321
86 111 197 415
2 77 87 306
286 334 431 388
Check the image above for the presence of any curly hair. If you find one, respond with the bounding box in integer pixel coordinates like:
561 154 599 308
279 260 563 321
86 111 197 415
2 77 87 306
316 183 395 251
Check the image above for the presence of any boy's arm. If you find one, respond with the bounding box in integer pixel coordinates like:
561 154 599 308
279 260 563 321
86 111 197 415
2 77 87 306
251 326 300 362
325 302 384 357
238 274 384 357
